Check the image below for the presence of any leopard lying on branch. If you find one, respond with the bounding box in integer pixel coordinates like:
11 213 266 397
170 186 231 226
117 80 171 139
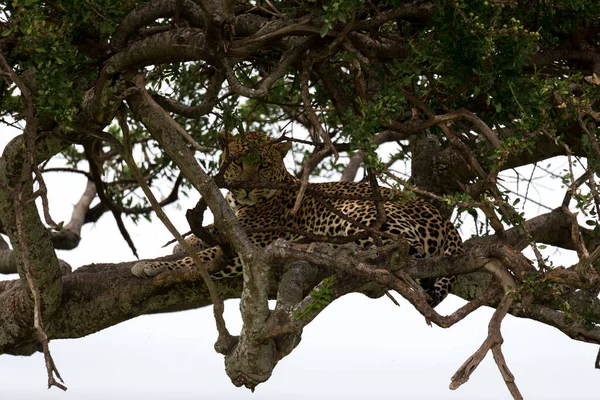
132 131 462 306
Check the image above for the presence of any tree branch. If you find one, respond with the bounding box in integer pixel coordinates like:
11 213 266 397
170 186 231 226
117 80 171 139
111 0 205 50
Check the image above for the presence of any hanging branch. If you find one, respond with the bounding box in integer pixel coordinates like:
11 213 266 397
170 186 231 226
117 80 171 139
84 140 139 258
13 191 67 391
450 293 521 399
0 51 67 391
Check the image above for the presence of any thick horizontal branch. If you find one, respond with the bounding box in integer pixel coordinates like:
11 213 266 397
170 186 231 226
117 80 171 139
530 47 600 75
0 250 71 275
1 233 600 357
0 260 246 355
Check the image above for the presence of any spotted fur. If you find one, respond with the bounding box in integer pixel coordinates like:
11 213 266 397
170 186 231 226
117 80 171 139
132 131 463 306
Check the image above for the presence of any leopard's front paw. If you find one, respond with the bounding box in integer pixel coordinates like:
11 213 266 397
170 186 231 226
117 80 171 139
131 261 167 278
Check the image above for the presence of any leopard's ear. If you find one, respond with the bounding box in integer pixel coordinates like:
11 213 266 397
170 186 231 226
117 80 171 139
273 141 292 158
217 130 233 149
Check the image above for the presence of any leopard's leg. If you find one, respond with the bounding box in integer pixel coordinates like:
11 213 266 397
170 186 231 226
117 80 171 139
422 228 462 306
427 276 457 307
132 246 235 278
412 226 463 306
172 233 212 255
133 230 277 279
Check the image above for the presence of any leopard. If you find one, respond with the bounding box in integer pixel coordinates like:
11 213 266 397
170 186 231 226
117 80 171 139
132 131 463 306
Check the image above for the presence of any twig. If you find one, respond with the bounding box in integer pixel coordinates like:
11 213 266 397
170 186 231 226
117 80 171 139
291 53 340 214
14 190 67 391
456 108 502 149
32 165 62 229
84 139 139 258
578 113 600 159
300 54 338 161
152 69 225 119
561 149 591 208
385 291 400 307
366 168 387 230
559 143 595 282
0 52 36 182
263 0 281 15
40 167 93 179
291 147 329 215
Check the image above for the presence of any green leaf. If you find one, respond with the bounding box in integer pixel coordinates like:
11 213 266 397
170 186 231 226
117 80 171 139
319 24 330 38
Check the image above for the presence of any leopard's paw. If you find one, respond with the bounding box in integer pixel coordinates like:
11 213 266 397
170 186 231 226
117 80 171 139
131 261 168 278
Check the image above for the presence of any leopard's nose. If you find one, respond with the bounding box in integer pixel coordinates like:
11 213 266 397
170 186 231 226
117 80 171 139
240 164 259 181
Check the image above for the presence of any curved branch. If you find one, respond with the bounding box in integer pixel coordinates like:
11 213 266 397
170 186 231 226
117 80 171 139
349 32 410 60
105 28 210 75
353 1 433 30
223 38 312 99
111 0 205 50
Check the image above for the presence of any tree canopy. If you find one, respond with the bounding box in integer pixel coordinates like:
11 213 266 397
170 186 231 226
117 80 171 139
0 0 599 398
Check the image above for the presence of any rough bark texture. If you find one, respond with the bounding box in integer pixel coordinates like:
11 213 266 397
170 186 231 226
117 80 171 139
0 0 599 397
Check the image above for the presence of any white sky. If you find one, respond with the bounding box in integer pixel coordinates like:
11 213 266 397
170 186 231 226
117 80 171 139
0 126 599 399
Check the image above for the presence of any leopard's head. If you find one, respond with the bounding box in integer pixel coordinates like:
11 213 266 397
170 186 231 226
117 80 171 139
218 131 294 205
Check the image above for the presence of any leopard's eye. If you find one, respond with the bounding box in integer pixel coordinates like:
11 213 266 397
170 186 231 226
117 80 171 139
260 161 270 169
233 158 242 166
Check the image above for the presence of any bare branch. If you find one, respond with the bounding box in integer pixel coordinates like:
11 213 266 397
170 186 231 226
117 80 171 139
63 179 96 238
84 140 139 258
450 294 520 399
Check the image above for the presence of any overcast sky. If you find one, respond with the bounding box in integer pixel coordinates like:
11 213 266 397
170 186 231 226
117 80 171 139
1 127 599 400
